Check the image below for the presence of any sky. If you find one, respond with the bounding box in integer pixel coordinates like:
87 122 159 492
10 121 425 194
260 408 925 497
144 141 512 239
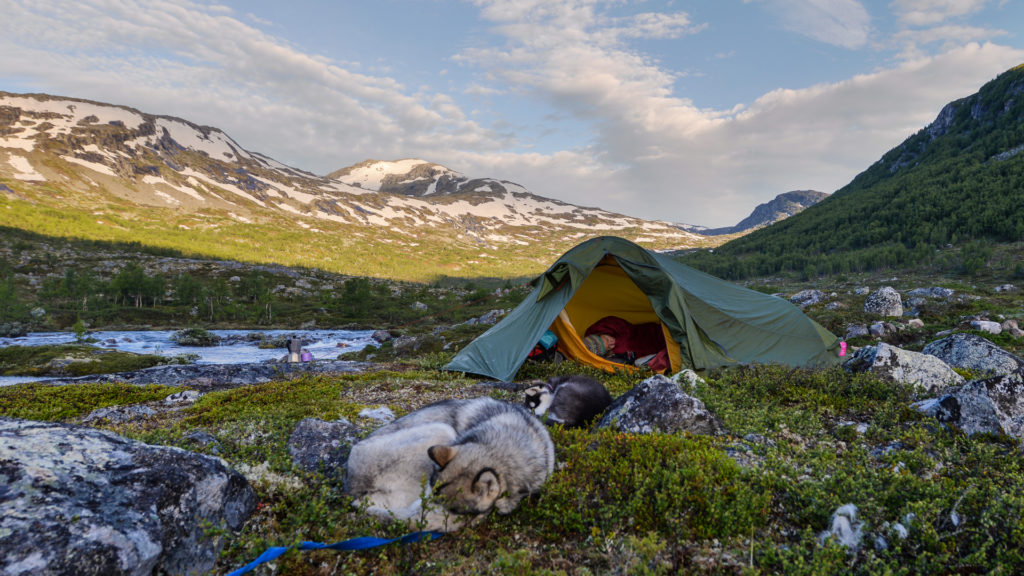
1 1 1023 227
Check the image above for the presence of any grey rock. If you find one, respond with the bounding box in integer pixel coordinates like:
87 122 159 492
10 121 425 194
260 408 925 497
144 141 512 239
790 289 827 308
853 286 871 296
970 320 1002 335
670 368 705 390
183 430 221 454
598 374 724 435
476 309 504 325
906 287 955 300
844 343 964 393
845 324 869 340
912 371 1024 438
371 330 393 343
905 297 927 309
80 405 158 425
818 504 863 553
868 322 898 339
288 417 361 475
994 284 1017 293
922 333 1024 377
864 287 903 317
358 406 395 423
25 360 372 392
0 418 256 576
963 371 1024 438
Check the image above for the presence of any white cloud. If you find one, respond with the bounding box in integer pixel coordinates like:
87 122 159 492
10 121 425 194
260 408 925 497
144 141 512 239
892 0 988 26
760 0 873 49
457 40 1023 226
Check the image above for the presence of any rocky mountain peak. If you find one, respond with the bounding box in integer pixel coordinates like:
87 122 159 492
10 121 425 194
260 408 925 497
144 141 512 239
683 190 828 236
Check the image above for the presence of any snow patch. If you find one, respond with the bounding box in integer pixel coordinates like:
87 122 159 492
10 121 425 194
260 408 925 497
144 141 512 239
8 155 46 181
0 94 146 130
336 159 453 191
0 134 36 151
61 155 117 176
179 168 265 206
154 191 181 205
154 118 251 161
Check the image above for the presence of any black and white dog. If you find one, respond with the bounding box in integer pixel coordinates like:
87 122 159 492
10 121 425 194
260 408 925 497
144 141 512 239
523 375 612 428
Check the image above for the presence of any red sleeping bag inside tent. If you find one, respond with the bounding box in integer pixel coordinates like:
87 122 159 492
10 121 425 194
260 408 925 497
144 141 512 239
584 316 669 372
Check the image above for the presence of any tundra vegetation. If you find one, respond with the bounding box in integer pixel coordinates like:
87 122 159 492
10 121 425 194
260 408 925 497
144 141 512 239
3 231 1024 574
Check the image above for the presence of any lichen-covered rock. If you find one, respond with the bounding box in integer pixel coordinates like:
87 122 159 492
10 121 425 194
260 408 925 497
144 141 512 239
0 418 256 576
844 343 964 393
288 417 361 476
869 321 899 338
905 287 955 300
598 374 724 435
913 371 1024 438
790 289 827 308
864 287 903 317
922 333 1024 377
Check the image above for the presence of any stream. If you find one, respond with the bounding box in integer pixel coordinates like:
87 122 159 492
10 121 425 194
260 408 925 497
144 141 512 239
0 329 378 386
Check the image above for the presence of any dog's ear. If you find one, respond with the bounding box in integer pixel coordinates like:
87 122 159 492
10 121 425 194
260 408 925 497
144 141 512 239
428 445 457 467
472 469 501 506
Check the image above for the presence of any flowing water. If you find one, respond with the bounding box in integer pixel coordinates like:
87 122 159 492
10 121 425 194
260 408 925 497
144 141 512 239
0 329 378 386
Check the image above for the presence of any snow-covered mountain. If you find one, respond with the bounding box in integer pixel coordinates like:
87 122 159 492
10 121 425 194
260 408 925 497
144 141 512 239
0 92 703 259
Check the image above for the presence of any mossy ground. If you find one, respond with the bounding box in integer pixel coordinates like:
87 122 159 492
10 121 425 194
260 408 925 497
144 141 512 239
0 344 188 377
3 359 1023 575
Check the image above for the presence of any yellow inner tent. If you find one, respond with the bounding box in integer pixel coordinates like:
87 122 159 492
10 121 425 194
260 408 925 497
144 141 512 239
548 257 682 374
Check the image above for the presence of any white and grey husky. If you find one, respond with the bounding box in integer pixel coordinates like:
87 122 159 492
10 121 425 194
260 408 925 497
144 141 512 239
523 375 612 428
344 396 555 532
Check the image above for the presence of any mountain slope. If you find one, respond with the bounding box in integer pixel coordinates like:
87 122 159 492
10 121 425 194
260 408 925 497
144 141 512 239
683 63 1024 279
683 190 828 236
0 92 706 281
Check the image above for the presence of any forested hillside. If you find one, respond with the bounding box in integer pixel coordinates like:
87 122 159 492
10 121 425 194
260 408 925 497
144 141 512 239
683 64 1024 280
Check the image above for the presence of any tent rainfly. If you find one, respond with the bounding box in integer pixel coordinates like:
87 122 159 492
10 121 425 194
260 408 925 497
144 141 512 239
445 236 841 382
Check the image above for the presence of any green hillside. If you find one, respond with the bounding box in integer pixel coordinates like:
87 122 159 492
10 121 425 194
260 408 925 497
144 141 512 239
683 63 1024 280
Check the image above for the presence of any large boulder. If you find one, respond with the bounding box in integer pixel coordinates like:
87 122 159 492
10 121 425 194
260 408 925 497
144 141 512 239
914 371 1024 438
288 417 361 476
922 333 1024 377
0 418 256 576
598 374 724 435
864 287 903 317
844 343 964 393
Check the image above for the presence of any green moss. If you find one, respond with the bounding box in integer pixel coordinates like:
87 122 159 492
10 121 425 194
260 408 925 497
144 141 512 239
0 344 181 376
523 428 769 542
0 381 179 421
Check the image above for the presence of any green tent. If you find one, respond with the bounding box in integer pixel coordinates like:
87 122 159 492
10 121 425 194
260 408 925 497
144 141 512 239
446 236 840 381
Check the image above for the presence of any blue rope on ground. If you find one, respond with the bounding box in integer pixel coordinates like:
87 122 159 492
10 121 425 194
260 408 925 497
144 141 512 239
226 531 443 576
